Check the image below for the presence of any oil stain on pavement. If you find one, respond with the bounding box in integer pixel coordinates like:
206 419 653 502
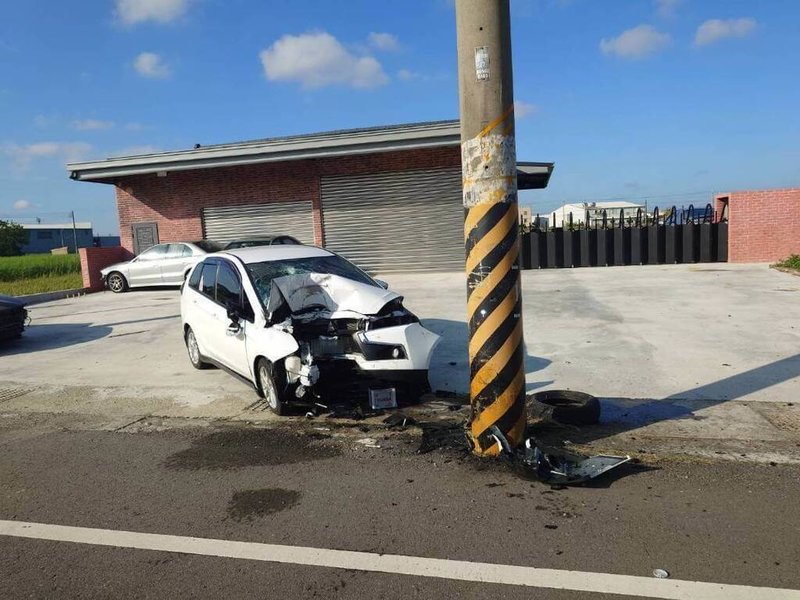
164 427 340 470
227 488 301 521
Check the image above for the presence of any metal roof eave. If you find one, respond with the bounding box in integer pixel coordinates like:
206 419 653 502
68 137 459 182
67 121 461 182
517 162 555 190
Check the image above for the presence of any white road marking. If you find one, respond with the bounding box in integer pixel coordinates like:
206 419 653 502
1 519 798 600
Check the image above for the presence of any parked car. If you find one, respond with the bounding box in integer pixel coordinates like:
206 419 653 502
101 241 222 293
0 294 28 342
223 235 301 249
180 245 440 414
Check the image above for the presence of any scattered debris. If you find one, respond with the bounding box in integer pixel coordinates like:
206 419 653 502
489 426 630 486
356 437 381 448
527 390 601 426
383 413 416 429
653 569 670 579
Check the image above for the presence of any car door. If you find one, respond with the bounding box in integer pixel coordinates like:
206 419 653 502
187 259 251 377
160 243 196 285
207 260 252 377
127 244 168 287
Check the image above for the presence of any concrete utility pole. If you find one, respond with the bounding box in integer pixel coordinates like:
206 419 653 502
456 0 526 456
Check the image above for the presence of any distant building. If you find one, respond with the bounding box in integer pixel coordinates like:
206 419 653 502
549 201 646 228
21 222 94 254
518 205 532 228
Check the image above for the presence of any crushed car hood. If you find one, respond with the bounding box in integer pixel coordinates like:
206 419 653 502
266 273 401 318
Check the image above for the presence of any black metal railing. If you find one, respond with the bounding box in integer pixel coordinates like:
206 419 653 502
520 203 728 269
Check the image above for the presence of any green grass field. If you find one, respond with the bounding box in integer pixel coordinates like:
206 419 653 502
0 254 83 296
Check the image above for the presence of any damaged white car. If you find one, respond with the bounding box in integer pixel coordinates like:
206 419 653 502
180 245 440 414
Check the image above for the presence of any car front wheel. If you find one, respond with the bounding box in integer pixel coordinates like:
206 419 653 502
107 272 128 293
256 358 287 416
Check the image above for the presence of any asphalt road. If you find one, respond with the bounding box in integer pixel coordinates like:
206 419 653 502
2 413 799 599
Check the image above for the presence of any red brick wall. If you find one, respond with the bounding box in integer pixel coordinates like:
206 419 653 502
113 146 460 253
716 188 800 263
79 246 132 290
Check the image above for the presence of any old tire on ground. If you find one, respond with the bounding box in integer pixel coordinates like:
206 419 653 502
526 390 600 426
184 327 211 370
107 272 128 293
256 357 288 416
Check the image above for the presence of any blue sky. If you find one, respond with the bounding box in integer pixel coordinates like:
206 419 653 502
1 0 798 235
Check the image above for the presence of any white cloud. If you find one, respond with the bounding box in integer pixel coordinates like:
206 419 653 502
368 32 400 52
514 100 538 119
134 52 171 79
600 25 671 59
695 18 757 46
655 0 681 19
1 141 92 169
13 199 30 210
398 68 420 81
71 119 114 131
260 32 388 89
115 0 189 25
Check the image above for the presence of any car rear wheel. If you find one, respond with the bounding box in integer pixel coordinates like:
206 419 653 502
185 327 210 370
256 358 287 416
107 272 128 293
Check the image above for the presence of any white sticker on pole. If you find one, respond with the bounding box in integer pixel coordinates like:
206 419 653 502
475 46 490 81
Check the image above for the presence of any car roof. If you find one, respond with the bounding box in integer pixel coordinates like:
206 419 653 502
216 244 334 264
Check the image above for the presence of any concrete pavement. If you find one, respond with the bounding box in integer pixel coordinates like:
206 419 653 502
0 263 798 463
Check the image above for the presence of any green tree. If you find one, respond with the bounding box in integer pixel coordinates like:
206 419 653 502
0 220 28 256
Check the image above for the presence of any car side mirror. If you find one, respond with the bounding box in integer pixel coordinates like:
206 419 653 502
375 279 389 290
226 301 242 323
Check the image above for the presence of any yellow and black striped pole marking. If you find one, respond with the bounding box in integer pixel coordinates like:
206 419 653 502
456 0 525 456
462 115 525 456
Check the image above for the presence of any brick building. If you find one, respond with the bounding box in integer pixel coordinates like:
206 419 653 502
68 121 552 273
715 188 800 263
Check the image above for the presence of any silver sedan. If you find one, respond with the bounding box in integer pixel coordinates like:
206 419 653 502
101 241 220 293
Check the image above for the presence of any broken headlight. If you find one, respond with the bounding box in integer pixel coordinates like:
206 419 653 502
354 333 407 360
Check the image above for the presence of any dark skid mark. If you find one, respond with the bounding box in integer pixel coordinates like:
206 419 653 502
227 488 301 522
164 428 340 470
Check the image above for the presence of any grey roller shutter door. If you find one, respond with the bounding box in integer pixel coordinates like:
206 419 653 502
201 201 314 245
321 167 464 273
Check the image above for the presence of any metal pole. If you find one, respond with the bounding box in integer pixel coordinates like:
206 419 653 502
456 0 525 456
70 211 78 253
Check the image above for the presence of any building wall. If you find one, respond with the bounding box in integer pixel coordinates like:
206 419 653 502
113 146 461 253
21 228 94 254
715 188 800 263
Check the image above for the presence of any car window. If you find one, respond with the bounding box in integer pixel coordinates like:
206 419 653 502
164 244 187 259
245 255 377 307
200 263 217 298
216 262 241 307
188 263 203 290
137 244 168 261
181 245 194 257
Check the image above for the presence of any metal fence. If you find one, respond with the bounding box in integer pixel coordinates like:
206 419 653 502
519 203 728 269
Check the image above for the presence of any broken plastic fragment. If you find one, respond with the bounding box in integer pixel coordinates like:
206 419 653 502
489 426 631 485
653 569 669 579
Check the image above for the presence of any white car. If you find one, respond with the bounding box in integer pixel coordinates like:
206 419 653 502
101 241 221 293
180 245 441 414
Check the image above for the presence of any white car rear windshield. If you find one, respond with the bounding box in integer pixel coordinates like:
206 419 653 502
246 256 376 306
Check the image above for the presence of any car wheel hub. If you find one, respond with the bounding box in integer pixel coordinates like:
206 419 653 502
187 332 200 364
109 275 122 292
260 365 277 409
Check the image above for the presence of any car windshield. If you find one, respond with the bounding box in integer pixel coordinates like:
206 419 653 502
245 255 377 307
